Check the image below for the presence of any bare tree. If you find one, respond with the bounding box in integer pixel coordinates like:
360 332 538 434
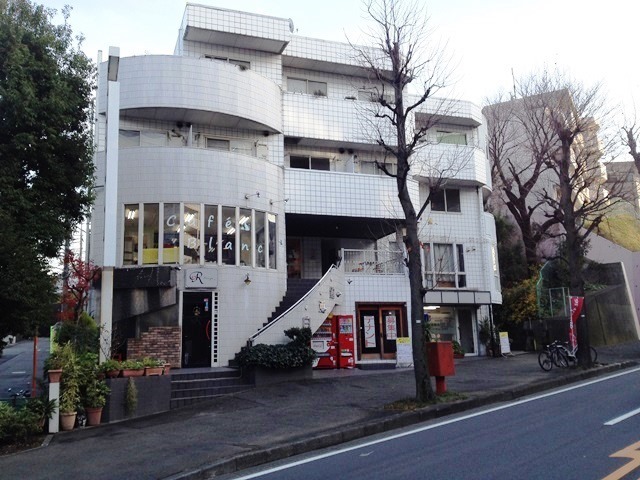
622 122 640 173
484 94 556 266
522 73 624 366
351 0 453 401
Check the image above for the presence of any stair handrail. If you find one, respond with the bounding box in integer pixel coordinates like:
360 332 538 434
248 264 339 345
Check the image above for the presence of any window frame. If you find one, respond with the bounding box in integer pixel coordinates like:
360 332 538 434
423 242 467 289
286 77 327 96
430 189 461 213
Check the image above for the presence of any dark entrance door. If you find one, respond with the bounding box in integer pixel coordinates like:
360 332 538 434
357 304 407 360
182 292 212 367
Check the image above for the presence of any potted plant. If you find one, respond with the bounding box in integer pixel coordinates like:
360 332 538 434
27 396 58 430
120 359 145 377
452 340 465 358
52 343 80 430
142 357 163 376
84 377 110 426
45 349 64 383
100 359 122 378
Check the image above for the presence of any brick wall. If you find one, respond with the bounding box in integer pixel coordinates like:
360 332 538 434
127 326 181 368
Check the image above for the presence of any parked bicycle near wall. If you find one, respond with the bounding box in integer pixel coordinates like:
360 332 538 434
538 340 598 371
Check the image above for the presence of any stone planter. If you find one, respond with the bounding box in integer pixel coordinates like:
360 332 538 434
248 364 313 386
144 367 163 376
121 368 144 378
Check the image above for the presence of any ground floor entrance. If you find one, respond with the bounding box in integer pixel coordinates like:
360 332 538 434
356 303 408 361
182 291 217 367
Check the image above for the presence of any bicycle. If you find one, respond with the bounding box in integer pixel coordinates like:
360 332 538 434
538 341 571 371
562 341 598 366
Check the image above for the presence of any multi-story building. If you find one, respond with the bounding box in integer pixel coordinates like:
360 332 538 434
90 4 501 369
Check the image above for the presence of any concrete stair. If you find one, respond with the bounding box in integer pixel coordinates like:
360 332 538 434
264 278 319 327
170 368 253 409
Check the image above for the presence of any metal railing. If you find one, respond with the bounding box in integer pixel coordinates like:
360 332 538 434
342 249 405 275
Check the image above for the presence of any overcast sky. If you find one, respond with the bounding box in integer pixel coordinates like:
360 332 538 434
41 0 638 126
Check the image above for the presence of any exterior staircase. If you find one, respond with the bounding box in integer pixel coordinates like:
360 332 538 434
264 278 319 327
170 368 253 409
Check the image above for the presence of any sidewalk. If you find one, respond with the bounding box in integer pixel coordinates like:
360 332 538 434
1 342 639 480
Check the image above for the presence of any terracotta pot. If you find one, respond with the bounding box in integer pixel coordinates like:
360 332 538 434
106 369 121 379
85 407 103 426
48 369 63 384
59 412 77 431
162 364 171 375
144 367 163 376
121 369 144 378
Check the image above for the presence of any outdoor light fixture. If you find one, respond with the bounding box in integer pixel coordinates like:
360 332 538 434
269 198 289 205
244 191 260 200
244 274 252 286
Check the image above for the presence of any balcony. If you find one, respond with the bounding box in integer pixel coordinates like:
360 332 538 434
413 144 490 187
282 93 396 148
342 249 405 275
97 56 282 133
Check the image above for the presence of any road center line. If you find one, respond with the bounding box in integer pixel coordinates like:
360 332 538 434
232 366 640 480
604 406 640 426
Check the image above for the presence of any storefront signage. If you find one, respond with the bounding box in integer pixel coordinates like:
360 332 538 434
499 331 511 355
385 315 397 340
184 269 218 289
396 337 413 367
364 315 376 348
569 296 584 350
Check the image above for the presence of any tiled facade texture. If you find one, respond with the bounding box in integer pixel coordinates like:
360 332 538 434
90 4 501 369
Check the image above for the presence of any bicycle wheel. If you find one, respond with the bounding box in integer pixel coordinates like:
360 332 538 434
590 346 598 364
553 349 569 368
538 351 553 371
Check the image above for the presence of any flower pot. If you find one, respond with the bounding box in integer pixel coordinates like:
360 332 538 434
59 412 77 431
144 367 163 376
162 363 171 375
105 369 121 379
121 368 144 378
48 369 63 384
85 407 103 426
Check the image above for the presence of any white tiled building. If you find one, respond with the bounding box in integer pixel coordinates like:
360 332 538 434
90 4 501 369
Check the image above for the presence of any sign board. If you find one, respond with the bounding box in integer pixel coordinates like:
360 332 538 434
569 296 584 350
184 269 218 289
364 315 376 348
385 315 397 340
396 337 413 367
499 331 511 355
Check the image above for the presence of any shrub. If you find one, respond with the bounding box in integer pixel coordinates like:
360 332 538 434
125 378 138 417
236 327 316 369
55 312 99 355
0 402 41 446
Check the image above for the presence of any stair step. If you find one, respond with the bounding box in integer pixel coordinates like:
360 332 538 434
171 377 247 390
171 384 252 400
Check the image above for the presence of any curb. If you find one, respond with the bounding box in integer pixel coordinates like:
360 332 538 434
164 361 638 480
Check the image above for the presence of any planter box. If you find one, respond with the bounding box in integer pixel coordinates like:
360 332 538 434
247 364 313 386
102 376 171 423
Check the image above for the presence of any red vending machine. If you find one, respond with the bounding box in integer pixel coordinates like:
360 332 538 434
311 316 337 369
336 315 355 369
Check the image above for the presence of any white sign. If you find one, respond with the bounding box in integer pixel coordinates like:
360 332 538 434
364 315 376 348
184 269 218 289
396 337 413 367
499 331 511 355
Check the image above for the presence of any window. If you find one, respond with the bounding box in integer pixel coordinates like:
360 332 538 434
289 155 330 171
142 204 159 264
437 131 467 145
204 205 218 264
358 89 394 104
183 204 200 264
123 204 139 265
119 130 140 148
206 138 230 151
239 208 252 266
287 77 327 96
121 203 277 269
423 243 466 289
431 189 461 212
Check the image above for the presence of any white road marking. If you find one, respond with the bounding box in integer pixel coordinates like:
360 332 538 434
11 371 26 374
604 406 640 426
233 366 640 479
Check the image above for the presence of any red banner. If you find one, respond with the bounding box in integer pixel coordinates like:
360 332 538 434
569 296 584 350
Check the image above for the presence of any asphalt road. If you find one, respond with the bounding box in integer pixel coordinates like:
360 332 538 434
228 367 640 480
0 338 49 400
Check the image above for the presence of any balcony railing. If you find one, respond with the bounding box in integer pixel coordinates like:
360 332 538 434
342 249 405 275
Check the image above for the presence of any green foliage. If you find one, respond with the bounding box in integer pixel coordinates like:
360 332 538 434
52 343 80 413
0 402 42 446
125 378 138 417
494 272 540 331
493 213 528 287
0 0 95 341
84 377 110 408
121 359 144 370
236 327 316 369
99 359 122 373
595 213 640 252
55 313 99 355
452 340 465 355
26 395 57 424
142 357 163 368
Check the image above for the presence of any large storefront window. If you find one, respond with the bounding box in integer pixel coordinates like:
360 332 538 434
239 208 252 266
142 204 159 264
163 203 180 264
123 204 139 265
183 203 200 264
268 213 277 269
204 205 218 264
221 206 236 265
123 203 276 269
255 212 266 268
